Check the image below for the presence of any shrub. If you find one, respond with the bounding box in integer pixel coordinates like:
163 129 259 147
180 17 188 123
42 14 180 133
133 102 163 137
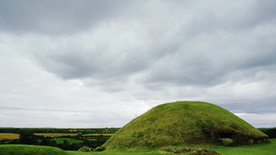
95 146 105 151
78 146 93 152
220 138 233 146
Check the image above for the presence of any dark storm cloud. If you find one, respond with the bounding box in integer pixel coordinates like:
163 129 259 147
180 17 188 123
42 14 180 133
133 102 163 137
0 0 133 34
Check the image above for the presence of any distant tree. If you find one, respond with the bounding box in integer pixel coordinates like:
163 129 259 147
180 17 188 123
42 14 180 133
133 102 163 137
40 138 50 145
63 140 69 145
19 132 34 144
49 140 57 146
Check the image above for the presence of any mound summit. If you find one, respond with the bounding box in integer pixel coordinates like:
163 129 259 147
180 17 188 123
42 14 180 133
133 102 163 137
103 101 269 150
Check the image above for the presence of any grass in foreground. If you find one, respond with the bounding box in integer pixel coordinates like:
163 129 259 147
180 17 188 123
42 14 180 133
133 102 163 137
0 139 275 155
210 138 276 155
0 144 66 155
67 150 160 155
66 139 276 155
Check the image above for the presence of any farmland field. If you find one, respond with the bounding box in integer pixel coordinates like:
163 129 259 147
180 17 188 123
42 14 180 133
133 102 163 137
0 133 19 140
0 128 115 151
33 133 113 138
82 134 113 137
34 133 78 137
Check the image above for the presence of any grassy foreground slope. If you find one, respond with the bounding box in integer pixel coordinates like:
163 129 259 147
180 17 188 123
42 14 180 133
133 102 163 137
0 144 66 155
67 150 160 155
211 138 276 155
66 139 276 155
0 139 275 155
104 101 268 150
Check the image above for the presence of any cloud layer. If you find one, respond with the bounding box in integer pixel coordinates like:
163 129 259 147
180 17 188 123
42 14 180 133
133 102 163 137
0 0 276 127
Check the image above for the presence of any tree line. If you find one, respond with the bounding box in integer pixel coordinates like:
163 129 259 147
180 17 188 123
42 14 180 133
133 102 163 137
0 127 119 134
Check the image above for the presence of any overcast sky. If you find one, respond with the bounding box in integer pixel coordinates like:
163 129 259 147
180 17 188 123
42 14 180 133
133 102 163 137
0 0 276 128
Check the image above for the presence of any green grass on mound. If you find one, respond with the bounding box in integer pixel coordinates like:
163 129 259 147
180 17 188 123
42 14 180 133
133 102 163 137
103 101 268 150
0 144 66 155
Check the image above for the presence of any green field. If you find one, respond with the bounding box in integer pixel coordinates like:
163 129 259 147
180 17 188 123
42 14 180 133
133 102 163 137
0 139 275 155
211 139 276 155
69 139 276 155
53 138 84 145
0 144 66 155
67 150 160 155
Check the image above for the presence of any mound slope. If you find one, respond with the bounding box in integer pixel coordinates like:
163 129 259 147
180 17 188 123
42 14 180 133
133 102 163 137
103 101 269 150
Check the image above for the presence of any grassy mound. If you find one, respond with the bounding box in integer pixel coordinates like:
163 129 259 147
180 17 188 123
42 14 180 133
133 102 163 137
0 144 66 155
103 101 269 150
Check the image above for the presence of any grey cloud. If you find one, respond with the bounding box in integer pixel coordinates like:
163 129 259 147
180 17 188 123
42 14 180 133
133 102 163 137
219 97 276 114
2 0 275 36
34 48 152 80
41 52 100 79
17 0 276 97
143 31 276 88
0 106 86 113
182 1 276 36
253 0 276 24
28 1 276 86
0 0 134 35
1 0 276 128
33 22 276 91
